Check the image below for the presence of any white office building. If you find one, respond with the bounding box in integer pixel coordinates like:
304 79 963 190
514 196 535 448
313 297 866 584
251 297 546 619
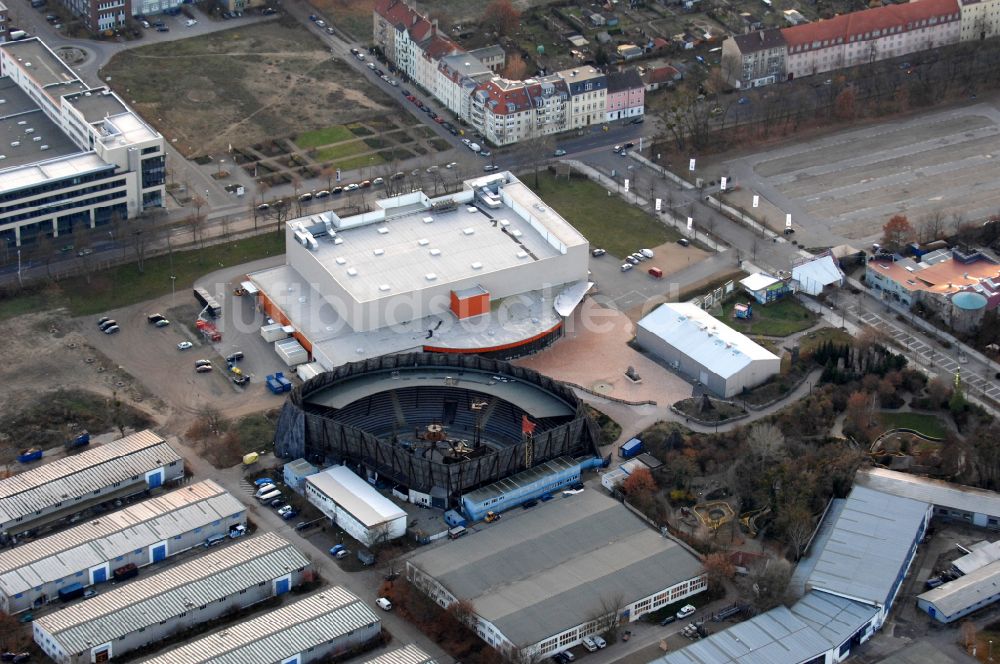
0 38 165 248
305 466 407 547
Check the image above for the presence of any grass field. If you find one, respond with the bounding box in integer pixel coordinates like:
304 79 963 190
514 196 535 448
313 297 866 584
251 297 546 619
295 125 356 149
716 296 817 337
799 326 853 353
0 232 283 321
100 17 392 156
878 412 948 439
527 172 680 257
312 140 371 163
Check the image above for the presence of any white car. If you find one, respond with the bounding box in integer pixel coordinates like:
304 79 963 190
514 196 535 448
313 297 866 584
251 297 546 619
593 636 607 649
581 637 598 652
344 183 360 191
676 604 696 620
620 263 633 272
177 341 193 351
315 19 326 27
185 18 197 26
375 597 393 611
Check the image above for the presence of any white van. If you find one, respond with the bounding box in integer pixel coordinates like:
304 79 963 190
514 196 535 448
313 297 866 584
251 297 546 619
254 484 276 499
375 597 393 611
257 489 281 503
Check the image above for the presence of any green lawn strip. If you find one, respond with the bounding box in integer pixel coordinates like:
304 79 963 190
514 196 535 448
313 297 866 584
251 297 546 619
313 140 371 162
527 171 679 257
877 411 948 439
0 232 283 321
716 296 817 337
295 125 356 149
799 327 853 353
330 152 386 172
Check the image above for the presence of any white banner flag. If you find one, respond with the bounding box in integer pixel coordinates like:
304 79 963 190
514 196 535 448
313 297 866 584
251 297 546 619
624 179 630 192
655 198 662 211
752 195 759 208
786 213 792 228
687 217 693 231
689 158 696 172
720 177 727 192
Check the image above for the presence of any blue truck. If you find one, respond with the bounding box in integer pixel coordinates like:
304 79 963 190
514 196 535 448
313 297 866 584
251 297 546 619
619 437 644 459
58 582 85 602
265 372 293 394
17 448 42 463
65 432 90 449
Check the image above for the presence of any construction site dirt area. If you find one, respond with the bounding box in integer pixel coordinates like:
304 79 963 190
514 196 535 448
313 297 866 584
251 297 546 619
514 298 693 406
100 16 394 157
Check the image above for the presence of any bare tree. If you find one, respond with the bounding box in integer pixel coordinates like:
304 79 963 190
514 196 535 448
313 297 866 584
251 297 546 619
588 592 625 641
746 558 793 614
367 521 393 550
951 212 966 237
191 195 207 248
746 422 786 462
921 210 946 242
777 502 814 561
32 232 56 281
291 176 303 217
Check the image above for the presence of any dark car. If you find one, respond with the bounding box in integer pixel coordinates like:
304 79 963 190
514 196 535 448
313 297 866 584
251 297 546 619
147 313 165 323
268 498 285 508
156 25 168 31
401 88 410 96
522 500 538 509
226 351 244 362
659 614 677 626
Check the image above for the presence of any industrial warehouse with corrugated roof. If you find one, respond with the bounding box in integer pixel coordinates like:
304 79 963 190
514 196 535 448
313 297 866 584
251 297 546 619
0 430 182 538
33 533 310 664
0 479 245 614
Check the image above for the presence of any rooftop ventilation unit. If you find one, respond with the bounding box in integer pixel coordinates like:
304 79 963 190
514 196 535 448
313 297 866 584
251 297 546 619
429 249 441 256
378 227 389 234
517 251 528 259
335 257 346 265
334 237 344 245
499 219 510 227
347 267 358 276
511 229 522 238
425 273 437 281
373 249 384 256
463 228 475 235
418 238 429 246
471 262 483 270
423 216 434 223
467 206 478 213
379 284 391 292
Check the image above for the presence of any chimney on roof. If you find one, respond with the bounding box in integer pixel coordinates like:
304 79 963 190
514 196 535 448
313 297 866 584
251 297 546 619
432 18 438 33
759 30 764 41
412 14 417 25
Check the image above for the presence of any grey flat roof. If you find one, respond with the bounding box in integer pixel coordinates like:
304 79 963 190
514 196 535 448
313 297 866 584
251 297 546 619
462 457 578 504
638 303 780 379
408 489 703 648
361 645 437 664
0 430 180 525
952 540 1000 576
250 264 562 367
805 485 928 606
64 89 127 123
856 467 1000 518
36 533 309 654
789 497 847 596
654 591 876 664
0 480 243 597
0 38 79 89
917 559 1000 618
284 173 586 305
305 466 406 528
138 588 380 664
0 77 80 169
304 366 574 418
874 641 961 664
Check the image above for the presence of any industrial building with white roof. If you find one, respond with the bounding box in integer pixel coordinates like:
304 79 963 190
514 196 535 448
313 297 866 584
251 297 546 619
659 479 933 664
0 479 245 614
0 429 182 538
361 645 437 664
138 588 382 664
305 465 407 547
248 171 591 369
407 489 705 656
635 302 781 397
0 38 165 248
33 533 310 664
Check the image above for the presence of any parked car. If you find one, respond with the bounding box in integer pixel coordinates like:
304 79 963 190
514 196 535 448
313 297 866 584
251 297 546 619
329 544 346 556
195 365 213 373
554 149 567 156
97 316 110 326
268 498 285 508
561 650 575 662
177 341 193 350
582 637 598 652
98 319 116 331
195 359 212 367
591 248 606 257
620 263 633 272
676 604 696 620
483 164 499 172
226 351 244 362
677 238 690 247
593 636 607 649
103 325 120 335
254 477 275 486
376 597 393 611
147 313 165 323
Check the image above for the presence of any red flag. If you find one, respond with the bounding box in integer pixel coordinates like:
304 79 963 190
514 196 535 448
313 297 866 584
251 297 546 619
522 415 536 436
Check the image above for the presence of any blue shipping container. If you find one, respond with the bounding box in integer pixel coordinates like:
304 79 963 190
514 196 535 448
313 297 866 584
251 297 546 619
619 438 643 459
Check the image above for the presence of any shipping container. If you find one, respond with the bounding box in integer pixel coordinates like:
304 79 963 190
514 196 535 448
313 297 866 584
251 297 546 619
260 323 289 343
619 437 644 459
275 338 308 367
113 563 138 582
58 583 85 602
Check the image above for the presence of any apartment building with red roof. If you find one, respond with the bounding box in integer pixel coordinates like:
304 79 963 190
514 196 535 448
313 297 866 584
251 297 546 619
783 0 960 80
722 0 961 88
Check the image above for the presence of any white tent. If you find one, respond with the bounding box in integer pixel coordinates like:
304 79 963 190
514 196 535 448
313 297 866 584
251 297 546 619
793 255 845 295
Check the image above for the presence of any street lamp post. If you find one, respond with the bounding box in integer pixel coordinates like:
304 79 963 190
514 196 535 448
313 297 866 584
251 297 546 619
170 275 176 302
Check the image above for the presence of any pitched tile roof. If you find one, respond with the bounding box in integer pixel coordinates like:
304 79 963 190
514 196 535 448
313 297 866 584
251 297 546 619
781 0 960 47
608 69 643 92
642 65 680 84
733 28 786 53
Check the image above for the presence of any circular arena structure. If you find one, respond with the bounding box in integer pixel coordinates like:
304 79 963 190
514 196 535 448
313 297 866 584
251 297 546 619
275 353 600 502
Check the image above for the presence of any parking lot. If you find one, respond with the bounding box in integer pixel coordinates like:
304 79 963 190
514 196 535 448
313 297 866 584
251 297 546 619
721 102 1000 248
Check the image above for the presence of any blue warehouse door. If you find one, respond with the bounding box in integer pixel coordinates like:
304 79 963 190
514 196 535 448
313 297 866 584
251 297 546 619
91 567 107 584
275 577 290 595
147 470 163 489
152 543 167 563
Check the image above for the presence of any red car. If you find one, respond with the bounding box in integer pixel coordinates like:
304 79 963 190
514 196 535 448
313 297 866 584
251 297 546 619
434 117 445 124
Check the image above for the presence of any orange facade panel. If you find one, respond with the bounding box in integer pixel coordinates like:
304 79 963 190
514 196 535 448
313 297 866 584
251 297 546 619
450 289 490 320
